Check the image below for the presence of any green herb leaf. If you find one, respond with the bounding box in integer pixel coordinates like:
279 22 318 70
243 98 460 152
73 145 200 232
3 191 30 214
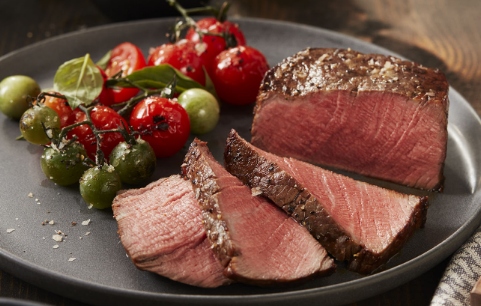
109 64 207 94
53 54 103 109
96 50 112 70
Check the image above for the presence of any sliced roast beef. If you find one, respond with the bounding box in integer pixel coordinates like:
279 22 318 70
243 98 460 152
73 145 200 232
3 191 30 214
181 139 335 285
112 175 231 288
225 129 429 274
251 47 449 191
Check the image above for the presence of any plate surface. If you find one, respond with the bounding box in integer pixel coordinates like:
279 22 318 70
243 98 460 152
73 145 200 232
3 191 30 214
0 18 480 306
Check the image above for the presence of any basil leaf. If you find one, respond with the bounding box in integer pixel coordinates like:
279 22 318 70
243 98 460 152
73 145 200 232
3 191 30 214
53 54 103 109
96 50 111 70
111 64 206 93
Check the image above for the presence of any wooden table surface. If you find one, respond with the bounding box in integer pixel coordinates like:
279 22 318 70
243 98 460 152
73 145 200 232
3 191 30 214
0 0 479 305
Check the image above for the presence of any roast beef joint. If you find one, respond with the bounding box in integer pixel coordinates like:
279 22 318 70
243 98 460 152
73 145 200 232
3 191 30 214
251 48 449 192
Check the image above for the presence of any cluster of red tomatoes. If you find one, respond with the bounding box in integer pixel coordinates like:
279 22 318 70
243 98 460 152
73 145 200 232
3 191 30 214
41 17 269 162
148 17 270 105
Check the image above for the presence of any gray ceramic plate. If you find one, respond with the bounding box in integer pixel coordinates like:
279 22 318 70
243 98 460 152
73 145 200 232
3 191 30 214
0 18 480 306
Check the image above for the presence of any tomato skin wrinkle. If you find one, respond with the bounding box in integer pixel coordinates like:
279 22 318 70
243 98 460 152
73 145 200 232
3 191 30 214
212 45 269 105
185 17 246 75
130 96 190 158
153 115 169 131
147 39 205 86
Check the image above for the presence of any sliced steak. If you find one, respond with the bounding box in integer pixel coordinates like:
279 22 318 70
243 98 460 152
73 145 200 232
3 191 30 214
112 175 231 288
225 129 429 274
251 48 449 191
181 139 335 285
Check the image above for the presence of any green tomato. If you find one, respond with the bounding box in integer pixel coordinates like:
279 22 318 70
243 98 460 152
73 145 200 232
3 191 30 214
79 164 122 209
41 142 89 186
19 105 60 145
109 139 157 185
177 88 219 135
0 75 41 120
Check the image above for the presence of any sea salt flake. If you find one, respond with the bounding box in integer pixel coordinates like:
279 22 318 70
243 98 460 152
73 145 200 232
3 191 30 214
52 234 63 242
28 193 33 198
251 187 263 196
194 42 207 54
163 87 172 96
68 258 76 262
81 219 91 226
53 245 59 249
6 228 15 233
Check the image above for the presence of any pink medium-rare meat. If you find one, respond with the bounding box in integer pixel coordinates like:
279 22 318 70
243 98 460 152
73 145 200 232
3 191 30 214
225 129 429 274
251 48 449 191
112 175 230 288
181 139 335 285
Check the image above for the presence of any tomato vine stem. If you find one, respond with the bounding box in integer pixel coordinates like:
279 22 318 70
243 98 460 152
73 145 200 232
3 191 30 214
167 0 234 44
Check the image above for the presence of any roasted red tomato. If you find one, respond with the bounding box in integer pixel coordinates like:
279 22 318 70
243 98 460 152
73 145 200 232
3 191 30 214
185 17 246 74
147 39 206 86
211 45 269 106
129 96 190 158
98 42 146 106
41 91 72 128
67 105 129 161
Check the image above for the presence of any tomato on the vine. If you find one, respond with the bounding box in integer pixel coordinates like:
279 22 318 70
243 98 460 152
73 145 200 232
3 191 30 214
0 75 41 120
98 42 146 106
79 164 122 209
40 141 88 186
147 39 206 86
20 105 60 145
42 91 73 128
67 105 129 161
109 139 157 185
185 17 246 74
177 88 219 135
211 45 269 106
129 96 190 158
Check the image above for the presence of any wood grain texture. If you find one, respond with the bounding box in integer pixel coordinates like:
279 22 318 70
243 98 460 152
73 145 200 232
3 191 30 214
0 0 478 305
